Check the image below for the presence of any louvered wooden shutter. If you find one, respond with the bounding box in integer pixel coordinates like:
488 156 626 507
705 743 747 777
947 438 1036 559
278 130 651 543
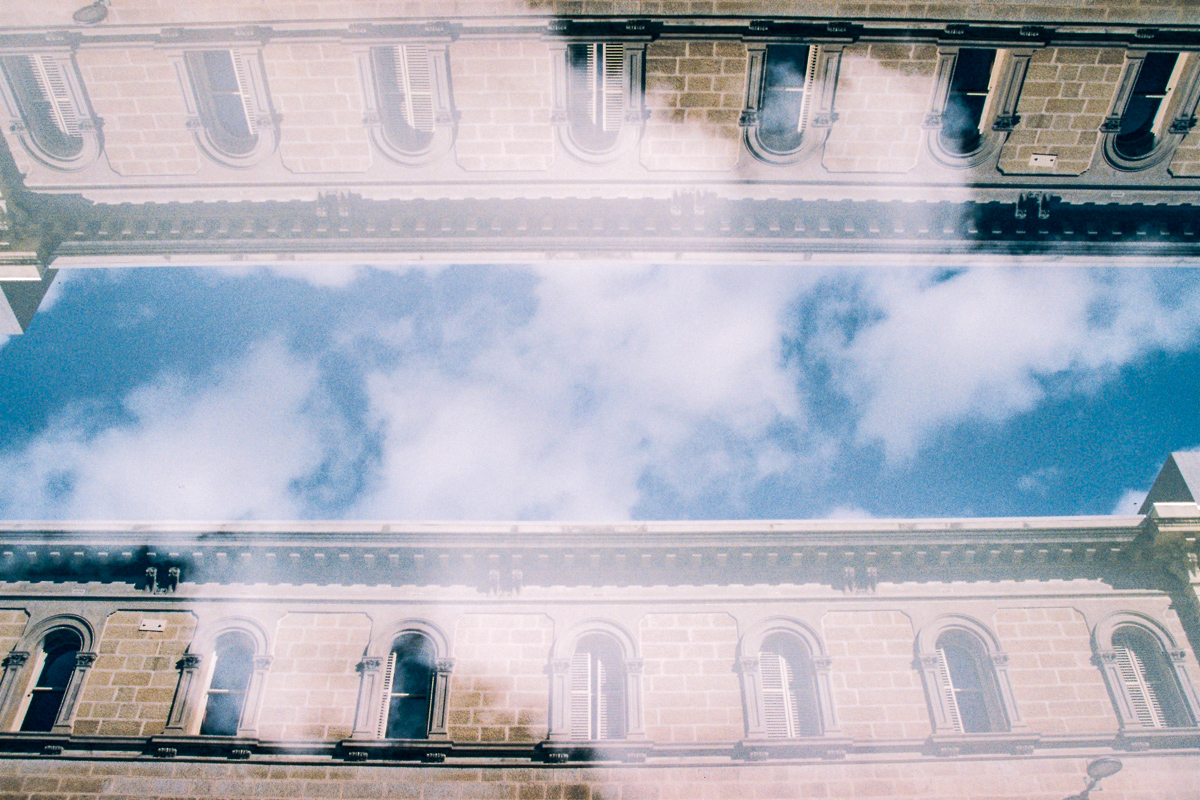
1115 644 1165 727
396 45 435 133
569 651 592 739
229 51 258 136
936 649 963 733
600 43 624 133
796 45 819 133
30 55 80 138
761 652 801 738
568 44 597 125
376 652 397 738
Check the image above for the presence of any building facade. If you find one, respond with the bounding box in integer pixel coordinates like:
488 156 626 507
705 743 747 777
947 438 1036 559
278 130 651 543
0 455 1198 798
3 0 1200 331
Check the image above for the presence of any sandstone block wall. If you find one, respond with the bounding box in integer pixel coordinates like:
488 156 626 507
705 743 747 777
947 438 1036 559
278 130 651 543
640 612 742 742
452 40 554 172
74 48 202 176
262 43 373 174
1169 130 1200 177
640 41 745 172
0 609 27 655
996 47 1124 176
822 44 938 173
448 614 554 743
72 610 196 737
258 612 372 741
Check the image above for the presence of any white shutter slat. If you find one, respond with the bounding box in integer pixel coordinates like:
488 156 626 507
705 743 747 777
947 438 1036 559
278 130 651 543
796 45 819 133
230 52 258 135
569 652 592 740
32 55 80 137
376 652 397 738
937 649 963 733
761 652 796 738
601 43 625 133
1116 645 1163 727
394 45 435 134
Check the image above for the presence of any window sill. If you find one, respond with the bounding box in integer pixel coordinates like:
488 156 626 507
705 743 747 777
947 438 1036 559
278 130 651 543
925 731 1041 756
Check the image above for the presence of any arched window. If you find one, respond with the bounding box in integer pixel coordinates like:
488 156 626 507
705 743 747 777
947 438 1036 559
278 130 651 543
175 46 278 168
569 634 626 740
759 632 821 738
934 630 1007 734
939 49 997 156
0 53 101 171
551 39 647 163
20 629 82 732
378 632 435 739
200 631 254 736
372 45 436 154
1114 52 1180 160
1110 626 1194 728
757 45 817 155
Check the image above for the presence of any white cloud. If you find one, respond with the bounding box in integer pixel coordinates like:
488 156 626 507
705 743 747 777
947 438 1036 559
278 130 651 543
1111 488 1148 515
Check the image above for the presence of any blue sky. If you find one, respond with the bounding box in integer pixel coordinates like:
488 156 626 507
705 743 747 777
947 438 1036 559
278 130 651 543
1 263 1198 521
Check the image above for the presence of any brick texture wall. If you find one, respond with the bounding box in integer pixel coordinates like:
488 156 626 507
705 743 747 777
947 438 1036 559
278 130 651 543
640 41 745 172
448 614 553 743
640 613 742 742
997 47 1124 176
258 612 371 741
452 41 554 172
822 44 938 173
1169 130 1200 177
74 48 202 176
4 755 1200 800
262 43 373 174
73 611 196 737
995 607 1116 735
0 609 27 655
823 610 931 740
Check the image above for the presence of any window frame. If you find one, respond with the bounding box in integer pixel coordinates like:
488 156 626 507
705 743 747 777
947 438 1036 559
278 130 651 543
548 36 649 164
0 48 102 172
737 619 840 743
925 45 1032 168
547 620 644 744
1101 50 1200 171
350 619 453 742
0 614 96 735
739 41 843 165
1092 612 1200 732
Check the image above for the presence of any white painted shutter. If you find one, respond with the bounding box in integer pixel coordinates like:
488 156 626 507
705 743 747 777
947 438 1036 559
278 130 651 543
568 44 597 124
796 45 819 133
31 55 80 137
228 51 258 136
1115 645 1164 727
601 43 625 132
937 649 963 733
396 45 434 133
569 651 592 739
376 652 397 738
761 652 799 738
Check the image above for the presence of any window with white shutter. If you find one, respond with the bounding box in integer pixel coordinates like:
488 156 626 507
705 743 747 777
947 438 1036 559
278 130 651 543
758 45 817 155
759 633 821 738
568 635 625 740
379 633 435 739
1111 627 1193 728
566 43 626 154
185 50 259 158
199 632 254 737
0 54 86 161
932 630 1006 734
372 45 436 153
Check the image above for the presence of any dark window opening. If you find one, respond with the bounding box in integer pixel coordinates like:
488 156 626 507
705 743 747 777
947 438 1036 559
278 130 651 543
381 633 435 739
566 43 625 153
20 629 82 732
936 630 1006 734
1113 626 1193 728
569 634 625 740
760 632 821 737
1 55 84 160
1116 52 1179 159
372 45 436 154
758 45 815 154
200 632 254 736
940 49 996 155
187 50 257 157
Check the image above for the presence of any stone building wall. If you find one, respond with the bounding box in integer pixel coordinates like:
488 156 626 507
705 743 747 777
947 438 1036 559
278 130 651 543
1169 130 1200 178
639 41 745 172
73 48 202 177
821 43 938 173
0 610 27 656
996 47 1124 176
72 610 196 737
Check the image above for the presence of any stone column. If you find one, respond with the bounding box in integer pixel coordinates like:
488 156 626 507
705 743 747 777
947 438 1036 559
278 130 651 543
737 655 765 738
915 652 956 735
547 658 572 741
990 651 1028 731
236 655 272 738
623 657 645 739
812 655 841 734
351 656 384 739
51 652 96 734
0 651 29 728
1093 649 1139 729
163 654 203 734
428 658 455 739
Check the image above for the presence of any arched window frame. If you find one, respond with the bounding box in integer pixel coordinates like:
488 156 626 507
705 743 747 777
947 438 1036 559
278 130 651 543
1100 50 1200 171
347 23 458 166
547 620 644 745
548 35 650 164
163 617 272 738
924 45 1032 168
1092 612 1200 732
165 29 280 169
350 619 453 741
0 48 102 172
736 618 840 743
739 41 844 165
914 616 1027 742
0 614 96 734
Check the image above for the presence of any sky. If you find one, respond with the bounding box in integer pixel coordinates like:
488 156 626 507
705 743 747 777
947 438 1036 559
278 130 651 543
1 262 1198 522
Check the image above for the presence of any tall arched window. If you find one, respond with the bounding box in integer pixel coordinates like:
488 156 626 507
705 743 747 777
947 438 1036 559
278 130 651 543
759 632 821 738
1110 626 1194 728
1114 52 1180 160
740 43 842 165
0 53 101 171
20 629 82 732
934 630 1007 734
551 39 647 163
757 45 817 155
378 632 435 739
185 50 258 157
569 634 626 740
200 631 254 736
372 45 436 154
939 48 997 156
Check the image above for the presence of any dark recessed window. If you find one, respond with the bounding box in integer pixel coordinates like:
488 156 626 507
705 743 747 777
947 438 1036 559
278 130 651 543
758 45 816 154
1112 626 1193 728
200 632 254 736
0 55 84 161
186 50 257 157
20 629 82 732
566 43 625 153
380 632 435 739
1115 52 1179 159
760 632 821 737
940 49 996 155
936 630 1006 733
372 45 435 154
569 634 626 740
